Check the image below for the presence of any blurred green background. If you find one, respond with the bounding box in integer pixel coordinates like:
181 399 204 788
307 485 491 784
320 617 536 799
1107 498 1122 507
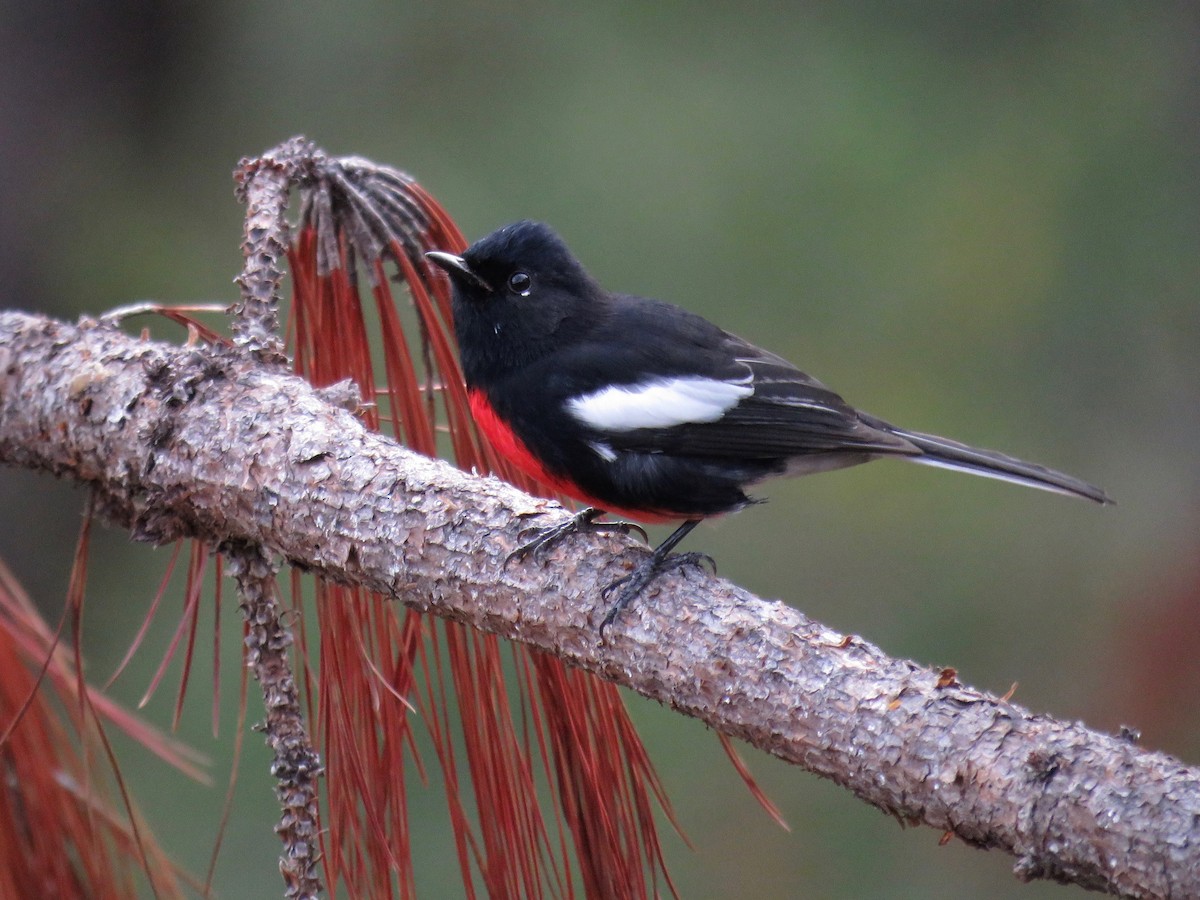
1 2 1197 897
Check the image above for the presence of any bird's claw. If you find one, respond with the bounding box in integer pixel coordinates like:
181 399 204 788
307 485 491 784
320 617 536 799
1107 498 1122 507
505 508 645 568
506 526 565 566
597 551 714 638
609 520 649 543
682 551 717 575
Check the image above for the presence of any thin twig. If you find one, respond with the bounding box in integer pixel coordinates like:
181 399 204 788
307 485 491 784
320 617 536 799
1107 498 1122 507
224 543 324 900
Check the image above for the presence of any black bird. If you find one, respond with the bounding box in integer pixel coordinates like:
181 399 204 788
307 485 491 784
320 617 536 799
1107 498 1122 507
427 221 1109 632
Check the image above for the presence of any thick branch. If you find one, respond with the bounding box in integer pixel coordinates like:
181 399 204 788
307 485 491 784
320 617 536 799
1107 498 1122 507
1 310 1197 899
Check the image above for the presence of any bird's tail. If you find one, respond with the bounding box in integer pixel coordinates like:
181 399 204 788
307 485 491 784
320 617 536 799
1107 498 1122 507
863 416 1112 504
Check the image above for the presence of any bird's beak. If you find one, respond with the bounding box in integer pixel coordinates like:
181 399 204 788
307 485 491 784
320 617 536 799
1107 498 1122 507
425 251 491 292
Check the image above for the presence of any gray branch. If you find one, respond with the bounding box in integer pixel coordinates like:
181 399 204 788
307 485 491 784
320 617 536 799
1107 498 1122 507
1 309 1197 899
231 136 319 361
225 543 323 900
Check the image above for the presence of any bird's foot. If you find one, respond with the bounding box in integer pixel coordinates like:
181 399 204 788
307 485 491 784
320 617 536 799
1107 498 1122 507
598 551 715 637
506 507 646 567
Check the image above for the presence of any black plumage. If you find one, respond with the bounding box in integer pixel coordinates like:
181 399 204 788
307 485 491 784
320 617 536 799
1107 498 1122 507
427 220 1109 630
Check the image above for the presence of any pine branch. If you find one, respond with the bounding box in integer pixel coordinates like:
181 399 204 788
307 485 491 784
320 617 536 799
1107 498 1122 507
230 135 318 362
225 543 323 899
1 309 1197 899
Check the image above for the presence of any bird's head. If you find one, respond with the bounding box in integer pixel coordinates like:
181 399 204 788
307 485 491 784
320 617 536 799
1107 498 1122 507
427 221 603 381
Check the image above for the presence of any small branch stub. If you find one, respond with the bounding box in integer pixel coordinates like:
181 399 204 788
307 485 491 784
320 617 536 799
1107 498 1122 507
231 137 322 362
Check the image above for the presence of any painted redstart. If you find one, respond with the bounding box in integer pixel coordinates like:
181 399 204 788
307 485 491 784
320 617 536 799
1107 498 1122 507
427 221 1110 632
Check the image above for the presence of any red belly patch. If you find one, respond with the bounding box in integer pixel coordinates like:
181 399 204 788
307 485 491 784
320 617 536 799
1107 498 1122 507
468 388 675 524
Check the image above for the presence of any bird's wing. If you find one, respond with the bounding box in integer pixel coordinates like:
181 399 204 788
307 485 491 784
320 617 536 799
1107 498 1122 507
564 322 915 459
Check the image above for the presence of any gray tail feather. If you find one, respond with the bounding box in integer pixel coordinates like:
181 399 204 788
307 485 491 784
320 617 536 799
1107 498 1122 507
868 418 1112 504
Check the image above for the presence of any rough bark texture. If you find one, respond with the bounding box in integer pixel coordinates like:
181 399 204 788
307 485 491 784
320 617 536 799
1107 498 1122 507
1 310 1197 899
231 136 318 361
225 544 323 899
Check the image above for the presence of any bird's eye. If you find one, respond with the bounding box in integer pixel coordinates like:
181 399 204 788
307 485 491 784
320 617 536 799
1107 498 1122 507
507 271 532 296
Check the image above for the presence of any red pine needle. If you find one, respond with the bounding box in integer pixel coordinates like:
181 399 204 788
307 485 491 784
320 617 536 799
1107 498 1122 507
105 540 183 689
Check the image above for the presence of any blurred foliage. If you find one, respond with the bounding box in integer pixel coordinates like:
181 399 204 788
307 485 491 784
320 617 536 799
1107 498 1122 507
0 2 1196 897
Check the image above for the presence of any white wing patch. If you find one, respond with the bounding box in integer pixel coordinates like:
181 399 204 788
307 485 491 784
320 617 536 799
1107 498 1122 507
568 376 753 432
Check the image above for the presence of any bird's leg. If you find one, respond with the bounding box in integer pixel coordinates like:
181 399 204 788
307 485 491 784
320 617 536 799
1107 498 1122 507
598 519 709 636
507 507 647 566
